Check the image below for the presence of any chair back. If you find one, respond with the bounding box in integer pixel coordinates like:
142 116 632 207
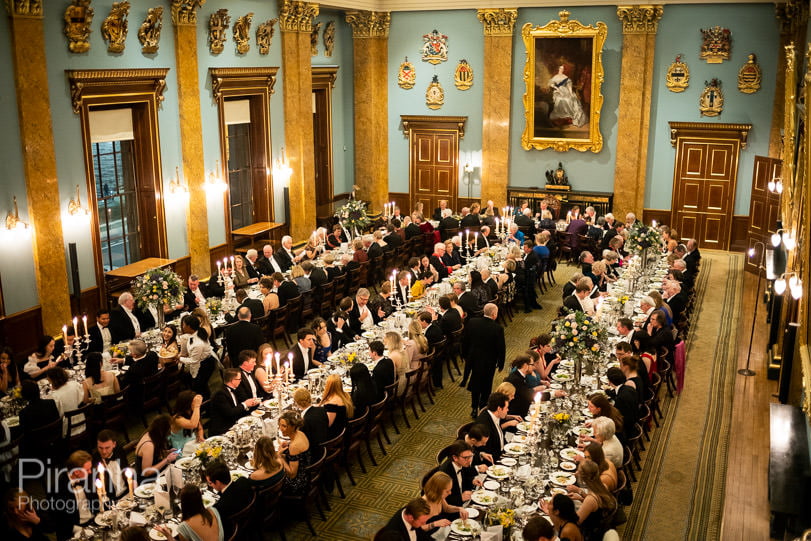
383 381 398 408
318 281 335 316
436 443 455 465
441 227 459 241
285 295 303 332
26 416 64 458
322 428 346 465
333 274 347 303
455 421 474 440
347 409 368 443
65 402 94 449
367 394 387 428
401 369 419 399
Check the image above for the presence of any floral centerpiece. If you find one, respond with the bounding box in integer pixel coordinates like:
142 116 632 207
334 351 358 367
487 506 516 529
335 199 371 233
194 441 222 465
551 311 608 359
625 221 663 255
551 412 571 426
205 297 223 317
109 343 128 358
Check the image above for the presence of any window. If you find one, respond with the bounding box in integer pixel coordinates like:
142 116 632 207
93 140 140 270
227 122 254 230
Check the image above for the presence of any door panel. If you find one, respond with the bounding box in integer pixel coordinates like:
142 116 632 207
703 216 724 246
415 167 434 193
681 181 702 209
746 156 782 273
708 147 731 177
683 147 705 176
705 183 727 211
408 126 462 214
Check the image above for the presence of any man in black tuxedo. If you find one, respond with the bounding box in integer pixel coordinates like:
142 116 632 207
459 207 481 229
638 310 675 354
563 282 593 314
683 238 701 274
109 292 145 343
233 350 269 403
663 280 688 323
369 340 394 401
392 272 412 307
92 430 129 500
348 288 375 337
437 440 477 507
87 309 112 354
384 224 403 250
519 241 541 312
224 307 265 364
290 327 319 379
119 339 159 405
19 380 61 459
181 274 224 312
224 289 264 323
404 217 422 239
451 282 478 319
514 208 534 227
605 367 639 443
48 451 99 541
474 392 509 461
323 253 344 281
375 497 433 540
294 387 329 450
430 243 450 280
505 355 535 418
418 311 444 346
600 222 625 252
303 260 328 288
209 369 259 436
274 236 298 272
438 209 459 238
244 248 264 279
328 310 352 350
272 272 300 307
463 304 505 416
206 461 255 539
366 234 384 259
480 268 499 300
437 296 462 339
257 244 283 276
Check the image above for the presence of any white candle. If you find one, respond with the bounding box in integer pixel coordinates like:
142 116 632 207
82 315 88 336
95 478 104 504
125 468 134 499
284 360 292 383
466 229 469 243
474 232 479 247
495 218 500 234
230 256 235 269
216 260 221 275
275 352 281 375
62 325 68 337
72 317 78 330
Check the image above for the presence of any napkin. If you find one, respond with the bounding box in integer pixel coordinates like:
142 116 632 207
504 432 514 443
516 465 531 478
431 525 450 540
129 512 146 527
481 526 502 541
154 489 170 511
168 466 184 491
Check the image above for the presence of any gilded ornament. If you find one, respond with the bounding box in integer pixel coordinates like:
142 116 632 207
5 0 43 17
425 74 444 110
323 21 335 57
311 22 321 56
737 53 762 93
454 59 473 91
170 0 204 26
665 54 689 93
397 57 415 89
421 29 448 64
699 78 724 117
256 19 277 55
775 0 808 37
209 9 230 55
700 25 731 63
138 7 163 54
344 10 390 38
64 0 94 54
476 8 518 36
233 12 253 55
101 2 130 54
616 5 663 34
278 0 319 33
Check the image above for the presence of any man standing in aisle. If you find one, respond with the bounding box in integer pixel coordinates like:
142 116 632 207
462 303 505 418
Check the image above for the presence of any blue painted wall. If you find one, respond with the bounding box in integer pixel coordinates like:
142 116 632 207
508 7 623 193
646 3 780 214
0 13 37 315
388 10 484 197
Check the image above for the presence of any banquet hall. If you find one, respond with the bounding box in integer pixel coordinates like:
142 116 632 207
0 1 810 540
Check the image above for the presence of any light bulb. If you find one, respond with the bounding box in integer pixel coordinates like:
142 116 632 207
789 275 799 289
775 278 787 295
776 180 784 194
748 248 755 257
771 233 781 247
783 235 796 250
790 279 803 300
768 180 776 192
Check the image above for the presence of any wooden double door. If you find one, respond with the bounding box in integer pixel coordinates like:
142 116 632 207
669 122 751 250
402 116 466 216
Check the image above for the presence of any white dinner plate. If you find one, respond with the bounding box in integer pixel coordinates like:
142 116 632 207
487 465 512 479
470 490 498 506
149 524 178 541
465 508 480 519
515 422 532 433
4 416 19 427
553 372 573 382
503 443 527 455
571 426 592 437
550 471 576 486
560 461 577 472
511 434 529 444
560 448 584 461
450 519 481 536
134 483 156 499
499 457 517 466
175 456 197 470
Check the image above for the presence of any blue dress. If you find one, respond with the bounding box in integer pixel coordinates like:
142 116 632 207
313 336 332 365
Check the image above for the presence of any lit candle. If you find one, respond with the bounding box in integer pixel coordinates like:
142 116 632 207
125 468 134 499
284 360 291 383
532 392 542 423
495 218 500 234
230 256 235 269
216 260 221 276
474 232 479 248
275 351 281 375
95 478 105 504
97 462 106 494
72 317 78 331
466 229 469 244
652 220 657 228
82 315 88 336
62 325 68 338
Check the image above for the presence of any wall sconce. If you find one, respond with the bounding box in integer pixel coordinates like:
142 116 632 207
272 147 293 185
67 184 90 216
767 178 783 194
168 167 190 204
204 160 228 194
5 195 29 231
774 271 803 299
770 228 795 249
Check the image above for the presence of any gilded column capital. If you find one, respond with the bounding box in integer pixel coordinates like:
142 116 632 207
775 0 808 36
4 0 43 18
344 10 390 38
476 8 518 37
278 0 319 33
616 5 663 34
170 0 205 26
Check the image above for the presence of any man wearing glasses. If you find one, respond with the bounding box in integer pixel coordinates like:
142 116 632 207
438 440 479 507
290 327 321 379
209 368 259 435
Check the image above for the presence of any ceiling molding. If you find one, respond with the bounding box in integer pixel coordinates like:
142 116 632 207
320 0 769 12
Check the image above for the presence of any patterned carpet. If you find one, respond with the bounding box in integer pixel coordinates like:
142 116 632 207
283 263 574 540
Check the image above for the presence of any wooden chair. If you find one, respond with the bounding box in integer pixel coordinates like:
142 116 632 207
441 226 460 241
284 295 303 333
381 381 400 440
436 443 455 465
321 428 346 499
0 436 22 485
25 417 65 462
648 372 664 424
626 423 644 470
332 273 347 305
343 409 369 485
255 475 286 541
140 368 166 426
96 386 131 440
269 305 292 349
299 290 315 326
226 491 256 541
455 421 474 440
282 447 327 535
556 231 573 263
417 356 436 408
622 445 636 483
64 403 94 451
364 394 388 465
162 360 185 404
317 281 335 317
397 370 421 428
447 327 464 380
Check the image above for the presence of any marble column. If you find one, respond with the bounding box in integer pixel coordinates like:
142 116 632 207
5 2 71 332
478 8 517 210
613 6 663 220
171 0 210 277
279 0 319 241
345 10 390 214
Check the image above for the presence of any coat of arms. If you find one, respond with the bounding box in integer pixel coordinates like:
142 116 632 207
454 59 473 90
398 57 415 89
700 25 731 63
665 55 689 93
421 29 448 64
425 75 444 110
737 53 761 94
699 78 724 117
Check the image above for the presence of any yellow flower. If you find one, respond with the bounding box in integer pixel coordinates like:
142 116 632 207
573 337 578 342
564 322 571 327
592 331 598 337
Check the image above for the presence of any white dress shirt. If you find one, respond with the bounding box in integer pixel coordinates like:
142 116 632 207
488 410 505 450
192 287 206 306
400 510 417 541
298 343 311 372
243 369 259 398
100 326 112 350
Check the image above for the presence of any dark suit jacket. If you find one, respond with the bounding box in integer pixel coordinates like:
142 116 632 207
225 298 265 323
109 308 141 343
376 508 432 541
562 281 577 299
514 214 534 227
522 250 540 277
49 472 99 541
438 458 476 507
86 325 107 353
276 280 300 307
257 254 281 276
425 322 444 346
505 370 533 418
20 399 60 457
123 351 159 402
372 357 395 401
460 214 481 229
439 216 460 232
463 317 505 395
302 406 330 449
309 267 328 288
245 259 263 280
327 319 352 349
215 476 254 537
274 248 294 272
234 368 268 402
484 278 499 300
684 251 700 274
456 292 479 318
563 295 583 313
325 265 343 282
209 387 247 436
474 410 504 461
289 344 313 379
224 321 265 363
405 223 422 239
439 309 462 338
367 242 383 259
91 447 130 498
384 233 403 250
666 292 688 322
429 254 449 280
608 384 639 442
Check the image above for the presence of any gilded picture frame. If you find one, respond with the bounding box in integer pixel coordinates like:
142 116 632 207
521 11 607 153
